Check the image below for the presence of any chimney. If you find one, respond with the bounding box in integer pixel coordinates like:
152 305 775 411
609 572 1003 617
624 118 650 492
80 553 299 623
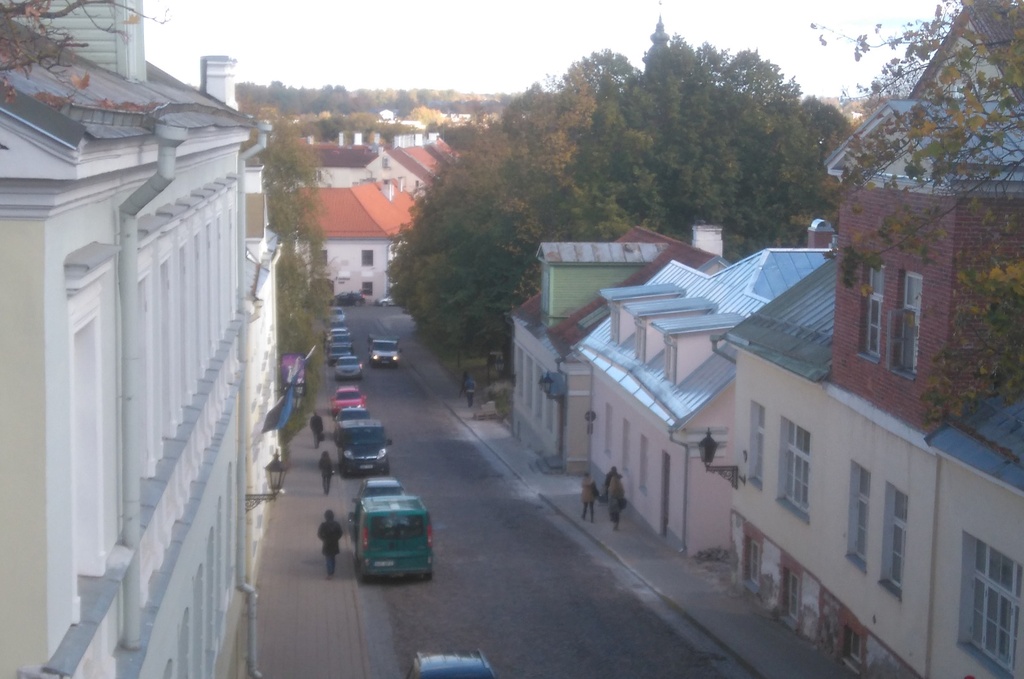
414 133 424 147
200 56 238 109
692 223 723 257
354 132 363 146
807 219 836 249
338 132 346 146
305 135 314 145
374 132 381 145
383 181 394 202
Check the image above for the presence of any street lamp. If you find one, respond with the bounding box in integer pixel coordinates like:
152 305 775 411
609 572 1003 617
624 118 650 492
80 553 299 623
245 453 287 512
698 428 744 489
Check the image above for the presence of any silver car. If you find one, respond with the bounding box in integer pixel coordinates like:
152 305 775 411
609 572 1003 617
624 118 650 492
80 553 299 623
333 355 363 381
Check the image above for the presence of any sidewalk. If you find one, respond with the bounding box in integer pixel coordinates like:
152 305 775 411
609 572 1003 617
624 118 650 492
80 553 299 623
411 357 849 679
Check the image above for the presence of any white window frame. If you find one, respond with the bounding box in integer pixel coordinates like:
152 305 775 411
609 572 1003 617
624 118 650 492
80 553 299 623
664 335 678 383
847 463 870 566
865 266 884 357
888 272 922 373
963 536 1021 671
749 402 765 484
881 483 908 593
780 418 810 513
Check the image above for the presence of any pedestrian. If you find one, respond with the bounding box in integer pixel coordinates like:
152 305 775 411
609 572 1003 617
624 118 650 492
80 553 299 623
318 450 334 495
458 371 469 397
581 472 598 522
464 374 476 407
607 470 625 530
603 465 619 498
317 509 343 579
309 411 324 449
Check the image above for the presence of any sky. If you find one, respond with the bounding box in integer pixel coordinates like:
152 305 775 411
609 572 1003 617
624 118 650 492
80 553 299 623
144 0 944 100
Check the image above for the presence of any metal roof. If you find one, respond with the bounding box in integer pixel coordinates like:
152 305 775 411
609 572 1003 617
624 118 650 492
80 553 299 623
538 242 666 264
723 259 836 382
926 398 1024 492
602 283 683 301
653 313 747 336
624 297 717 317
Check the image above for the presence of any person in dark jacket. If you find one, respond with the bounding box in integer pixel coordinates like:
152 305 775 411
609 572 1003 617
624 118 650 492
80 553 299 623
317 510 343 579
318 450 334 495
464 374 476 407
607 470 625 530
310 411 325 449
580 473 598 522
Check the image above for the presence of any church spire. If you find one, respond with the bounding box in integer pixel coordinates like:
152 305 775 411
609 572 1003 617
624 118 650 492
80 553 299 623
644 14 669 65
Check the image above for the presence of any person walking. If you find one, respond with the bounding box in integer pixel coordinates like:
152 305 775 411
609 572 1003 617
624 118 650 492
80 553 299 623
603 465 619 498
318 450 334 495
607 470 625 530
581 472 598 522
458 371 469 398
317 509 343 579
309 411 324 449
464 374 476 408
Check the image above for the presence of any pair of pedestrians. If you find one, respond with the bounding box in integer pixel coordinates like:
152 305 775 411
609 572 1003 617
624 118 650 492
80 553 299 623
581 467 626 529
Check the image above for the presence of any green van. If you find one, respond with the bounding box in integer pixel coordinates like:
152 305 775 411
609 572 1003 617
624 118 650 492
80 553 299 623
352 495 433 581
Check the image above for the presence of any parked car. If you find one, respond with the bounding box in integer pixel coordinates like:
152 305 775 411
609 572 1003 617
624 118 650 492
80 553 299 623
336 419 391 477
327 343 350 366
333 291 366 307
352 494 431 581
330 386 366 416
334 407 370 447
334 355 363 381
374 295 395 307
405 651 495 678
329 306 346 323
350 477 406 530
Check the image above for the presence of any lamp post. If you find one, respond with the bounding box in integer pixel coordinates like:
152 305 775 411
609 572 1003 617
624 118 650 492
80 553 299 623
245 453 287 512
697 428 744 489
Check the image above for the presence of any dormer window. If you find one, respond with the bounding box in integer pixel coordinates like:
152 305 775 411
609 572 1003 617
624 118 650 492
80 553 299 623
635 319 647 361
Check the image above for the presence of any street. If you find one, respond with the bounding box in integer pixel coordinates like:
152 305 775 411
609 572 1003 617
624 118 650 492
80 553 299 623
257 305 754 679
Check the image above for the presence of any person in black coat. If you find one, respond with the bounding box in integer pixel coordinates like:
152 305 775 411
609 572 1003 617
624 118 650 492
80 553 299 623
317 510 343 579
309 411 324 448
318 450 335 495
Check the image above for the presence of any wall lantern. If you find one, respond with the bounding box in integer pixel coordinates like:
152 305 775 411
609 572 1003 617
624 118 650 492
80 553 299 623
539 373 554 395
245 453 287 512
698 428 744 489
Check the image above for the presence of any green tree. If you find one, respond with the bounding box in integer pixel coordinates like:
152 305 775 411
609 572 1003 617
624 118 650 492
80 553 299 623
257 115 329 445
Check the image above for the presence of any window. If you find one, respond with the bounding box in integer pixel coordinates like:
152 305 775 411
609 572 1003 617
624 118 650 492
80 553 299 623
889 272 922 373
847 463 870 567
664 336 677 383
783 568 800 622
361 250 374 267
964 537 1021 671
781 419 810 512
865 267 884 357
382 156 390 169
604 403 613 457
361 282 373 296
621 419 631 474
881 484 908 593
749 402 765 484
843 627 863 670
745 537 761 590
320 249 328 265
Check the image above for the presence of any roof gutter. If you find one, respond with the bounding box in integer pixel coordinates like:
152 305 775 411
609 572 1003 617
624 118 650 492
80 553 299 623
118 123 188 650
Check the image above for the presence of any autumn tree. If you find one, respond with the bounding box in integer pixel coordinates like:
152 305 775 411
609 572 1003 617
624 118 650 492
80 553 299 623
832 0 1024 417
255 114 329 444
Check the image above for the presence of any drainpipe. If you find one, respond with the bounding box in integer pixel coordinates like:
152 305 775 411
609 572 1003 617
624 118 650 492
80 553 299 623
234 121 271 679
118 123 188 649
668 427 690 554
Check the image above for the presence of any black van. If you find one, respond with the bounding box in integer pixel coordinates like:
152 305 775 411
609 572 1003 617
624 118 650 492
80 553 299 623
353 495 433 581
336 419 391 476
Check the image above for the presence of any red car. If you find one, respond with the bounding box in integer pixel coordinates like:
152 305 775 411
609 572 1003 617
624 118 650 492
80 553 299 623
331 386 366 416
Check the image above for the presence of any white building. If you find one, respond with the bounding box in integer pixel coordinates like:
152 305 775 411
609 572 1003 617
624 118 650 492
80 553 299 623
0 6 280 679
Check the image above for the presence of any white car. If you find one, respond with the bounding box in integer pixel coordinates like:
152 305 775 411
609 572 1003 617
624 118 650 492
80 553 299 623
374 295 395 307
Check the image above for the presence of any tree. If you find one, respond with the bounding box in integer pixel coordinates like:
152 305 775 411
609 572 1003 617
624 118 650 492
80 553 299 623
255 114 330 445
832 0 1024 417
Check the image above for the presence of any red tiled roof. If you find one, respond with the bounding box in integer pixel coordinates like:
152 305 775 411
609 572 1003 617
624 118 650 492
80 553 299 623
316 181 414 240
